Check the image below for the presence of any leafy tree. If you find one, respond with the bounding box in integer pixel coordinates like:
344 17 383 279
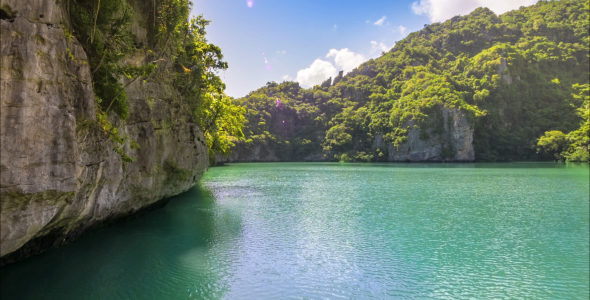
537 84 589 162
69 0 244 164
537 131 568 160
563 84 589 161
158 5 244 164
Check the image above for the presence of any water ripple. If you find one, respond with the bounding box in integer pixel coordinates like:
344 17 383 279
0 163 588 300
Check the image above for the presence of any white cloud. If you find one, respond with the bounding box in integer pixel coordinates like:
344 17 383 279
411 0 538 22
326 48 367 74
366 20 370 24
374 16 387 26
295 59 338 87
293 48 368 87
411 1 430 16
398 25 407 36
333 24 338 30
277 50 287 54
370 41 392 54
282 74 293 81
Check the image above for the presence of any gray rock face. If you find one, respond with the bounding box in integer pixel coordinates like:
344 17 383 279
373 106 474 161
332 71 344 86
0 0 208 265
223 145 280 162
220 106 474 163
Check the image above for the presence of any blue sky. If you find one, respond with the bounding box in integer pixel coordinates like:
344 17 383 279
191 0 538 98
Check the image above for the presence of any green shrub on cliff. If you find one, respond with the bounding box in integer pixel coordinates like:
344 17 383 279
155 0 244 165
68 0 243 164
69 0 156 120
68 0 157 162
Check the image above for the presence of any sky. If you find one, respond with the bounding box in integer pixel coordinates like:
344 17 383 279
191 0 538 98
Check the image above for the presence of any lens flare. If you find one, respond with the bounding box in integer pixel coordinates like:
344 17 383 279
247 0 254 8
263 52 271 70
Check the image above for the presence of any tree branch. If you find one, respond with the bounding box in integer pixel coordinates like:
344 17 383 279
91 49 107 74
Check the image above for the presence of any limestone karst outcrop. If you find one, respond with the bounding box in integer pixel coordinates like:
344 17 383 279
0 0 208 265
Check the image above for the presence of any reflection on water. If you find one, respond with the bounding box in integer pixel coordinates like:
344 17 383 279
0 187 242 299
1 162 589 299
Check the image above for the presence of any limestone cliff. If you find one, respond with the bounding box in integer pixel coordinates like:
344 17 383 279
373 107 475 162
219 105 474 163
222 145 280 162
0 0 208 265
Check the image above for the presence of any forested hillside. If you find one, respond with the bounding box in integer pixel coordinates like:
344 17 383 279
226 0 589 162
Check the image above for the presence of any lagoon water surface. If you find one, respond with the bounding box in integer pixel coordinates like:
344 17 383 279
1 163 589 299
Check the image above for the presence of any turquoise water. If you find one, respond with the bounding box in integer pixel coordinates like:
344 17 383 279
1 163 588 299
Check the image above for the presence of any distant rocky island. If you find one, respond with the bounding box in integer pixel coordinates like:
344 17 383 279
221 0 589 163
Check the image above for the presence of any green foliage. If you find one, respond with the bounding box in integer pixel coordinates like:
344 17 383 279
231 0 589 162
539 83 590 162
354 151 374 162
68 0 243 165
537 130 568 160
69 0 156 119
338 153 353 163
155 1 244 165
563 84 589 162
75 118 96 133
324 124 353 153
68 0 156 162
